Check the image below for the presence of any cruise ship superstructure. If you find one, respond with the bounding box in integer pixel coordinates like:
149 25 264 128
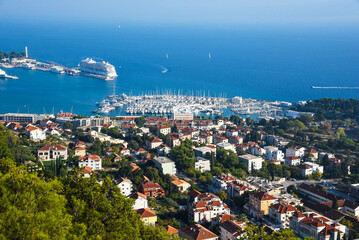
79 58 117 80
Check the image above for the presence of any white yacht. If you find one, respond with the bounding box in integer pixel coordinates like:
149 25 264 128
79 58 117 79
49 66 65 74
21 63 36 70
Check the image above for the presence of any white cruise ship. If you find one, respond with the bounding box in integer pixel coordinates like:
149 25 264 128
79 58 117 79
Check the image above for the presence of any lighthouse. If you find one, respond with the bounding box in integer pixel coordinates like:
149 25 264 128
25 46 28 58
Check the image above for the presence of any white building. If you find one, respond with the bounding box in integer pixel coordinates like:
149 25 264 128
157 125 171 135
78 154 102 170
37 145 68 161
239 154 263 172
25 125 46 141
265 146 284 162
299 162 323 177
211 173 237 193
217 142 236 153
284 156 301 166
286 146 306 159
153 156 177 175
190 192 230 223
251 146 266 156
146 137 163 149
130 192 148 210
114 177 133 196
194 156 211 172
194 146 217 158
268 203 300 229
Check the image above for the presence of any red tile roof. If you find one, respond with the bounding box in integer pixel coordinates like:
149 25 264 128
251 192 277 201
135 208 157 218
39 145 68 151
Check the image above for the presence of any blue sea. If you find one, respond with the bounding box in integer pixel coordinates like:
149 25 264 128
0 22 359 116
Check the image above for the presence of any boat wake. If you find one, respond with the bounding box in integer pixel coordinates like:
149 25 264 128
157 65 168 74
312 86 359 89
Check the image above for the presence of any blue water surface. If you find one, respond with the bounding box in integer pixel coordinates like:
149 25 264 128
0 22 358 116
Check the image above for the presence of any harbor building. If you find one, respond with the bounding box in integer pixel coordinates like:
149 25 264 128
0 113 54 123
173 112 194 121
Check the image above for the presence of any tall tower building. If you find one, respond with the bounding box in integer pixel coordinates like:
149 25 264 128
25 46 28 58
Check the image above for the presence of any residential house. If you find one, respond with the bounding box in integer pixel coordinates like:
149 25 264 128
146 137 163 149
135 208 157 226
228 135 243 145
130 192 148 210
268 203 300 229
78 154 102 170
265 146 284 162
25 125 46 141
171 179 191 192
245 192 277 219
251 146 266 156
165 225 179 236
179 224 218 240
74 146 86 157
285 156 301 166
114 177 133 196
156 144 171 156
214 136 228 145
157 125 171 135
298 162 324 177
220 220 246 240
227 181 252 200
194 156 211 172
286 146 306 159
7 122 22 130
306 149 319 159
80 166 92 178
37 145 68 161
199 134 213 144
119 147 130 156
138 180 165 198
189 192 230 223
210 173 237 193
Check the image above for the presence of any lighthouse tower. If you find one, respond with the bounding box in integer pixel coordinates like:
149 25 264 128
25 46 28 58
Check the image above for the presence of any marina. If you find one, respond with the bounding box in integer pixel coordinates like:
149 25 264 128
93 91 290 119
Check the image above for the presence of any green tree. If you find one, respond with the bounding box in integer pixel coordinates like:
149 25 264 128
135 116 146 128
335 128 346 139
217 191 228 202
0 158 72 239
333 196 339 210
